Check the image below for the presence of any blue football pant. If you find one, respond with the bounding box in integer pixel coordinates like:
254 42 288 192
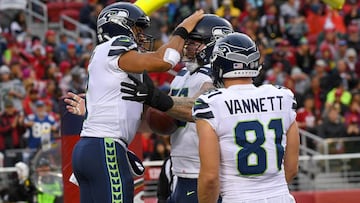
167 177 222 203
72 137 133 203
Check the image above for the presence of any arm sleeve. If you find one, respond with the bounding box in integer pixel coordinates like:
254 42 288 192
157 158 172 202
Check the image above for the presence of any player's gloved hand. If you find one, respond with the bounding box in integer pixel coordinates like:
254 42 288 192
121 71 174 112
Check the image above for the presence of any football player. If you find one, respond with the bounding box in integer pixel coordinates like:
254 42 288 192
192 33 299 203
67 2 204 203
66 14 233 203
166 14 233 203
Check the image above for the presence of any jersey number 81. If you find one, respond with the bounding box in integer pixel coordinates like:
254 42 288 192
235 119 284 176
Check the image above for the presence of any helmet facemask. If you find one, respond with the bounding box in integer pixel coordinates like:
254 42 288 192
133 26 154 52
183 39 205 73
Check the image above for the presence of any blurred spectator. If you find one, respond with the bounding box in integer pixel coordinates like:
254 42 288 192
54 34 69 63
173 0 195 26
317 21 340 58
86 3 104 32
346 115 360 137
297 95 317 133
257 0 277 17
317 105 347 139
22 88 40 116
79 0 99 30
0 99 25 153
60 66 86 95
9 11 27 43
31 42 46 80
303 76 324 119
295 37 315 74
63 43 79 67
23 100 58 151
326 85 353 108
291 66 310 98
215 0 241 21
150 139 170 161
344 48 360 79
326 88 349 116
44 30 56 48
0 65 26 113
264 62 287 86
284 15 308 46
280 0 300 18
259 4 284 44
41 79 62 119
344 99 360 128
9 61 23 81
345 24 360 52
337 39 349 59
305 2 326 36
344 0 360 26
336 59 358 90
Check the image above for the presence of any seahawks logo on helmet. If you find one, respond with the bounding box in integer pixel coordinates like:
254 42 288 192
98 9 130 28
212 26 233 41
96 2 151 44
211 33 261 87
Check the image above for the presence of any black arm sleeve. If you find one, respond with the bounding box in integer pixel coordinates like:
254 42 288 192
157 157 172 203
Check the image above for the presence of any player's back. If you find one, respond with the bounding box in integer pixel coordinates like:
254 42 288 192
194 84 297 201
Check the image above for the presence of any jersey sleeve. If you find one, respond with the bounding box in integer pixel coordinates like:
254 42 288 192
192 90 221 130
194 66 212 87
279 87 297 124
107 36 138 70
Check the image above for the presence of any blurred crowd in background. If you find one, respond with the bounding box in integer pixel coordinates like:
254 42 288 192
0 0 360 167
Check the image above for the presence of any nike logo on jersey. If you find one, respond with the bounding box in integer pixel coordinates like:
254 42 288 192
186 191 195 196
136 92 147 97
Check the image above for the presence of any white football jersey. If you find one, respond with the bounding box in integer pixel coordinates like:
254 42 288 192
170 66 212 178
192 84 297 201
81 36 143 144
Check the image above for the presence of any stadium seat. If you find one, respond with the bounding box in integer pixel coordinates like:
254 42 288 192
47 2 65 23
60 9 80 30
64 2 85 11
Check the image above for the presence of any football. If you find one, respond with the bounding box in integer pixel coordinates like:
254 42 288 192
145 107 178 135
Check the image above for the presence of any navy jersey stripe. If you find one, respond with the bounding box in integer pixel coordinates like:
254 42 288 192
108 49 126 56
177 69 188 76
196 66 212 76
194 111 214 119
193 98 210 111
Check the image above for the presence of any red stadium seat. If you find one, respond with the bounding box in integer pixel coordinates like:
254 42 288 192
61 9 80 30
64 2 85 11
47 2 65 22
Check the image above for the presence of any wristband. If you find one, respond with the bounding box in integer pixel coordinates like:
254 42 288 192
173 27 189 40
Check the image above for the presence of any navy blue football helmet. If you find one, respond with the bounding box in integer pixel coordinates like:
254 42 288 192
97 2 153 50
183 14 233 72
211 32 261 87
